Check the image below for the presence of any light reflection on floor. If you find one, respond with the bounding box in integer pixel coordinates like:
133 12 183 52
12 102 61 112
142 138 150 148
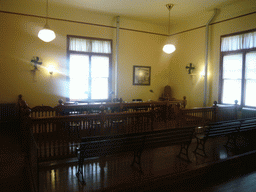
39 135 256 192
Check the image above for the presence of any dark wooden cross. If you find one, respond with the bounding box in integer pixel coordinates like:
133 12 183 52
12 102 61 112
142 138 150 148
186 63 195 74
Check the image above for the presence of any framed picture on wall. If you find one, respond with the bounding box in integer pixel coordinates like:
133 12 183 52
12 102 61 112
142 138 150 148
133 66 151 85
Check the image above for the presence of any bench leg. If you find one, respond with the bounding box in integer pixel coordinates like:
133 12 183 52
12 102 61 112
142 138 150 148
177 142 191 162
76 157 86 185
193 138 207 157
225 134 238 152
226 134 237 147
131 150 143 172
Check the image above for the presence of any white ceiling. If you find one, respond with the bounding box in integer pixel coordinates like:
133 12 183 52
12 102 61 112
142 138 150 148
53 0 244 24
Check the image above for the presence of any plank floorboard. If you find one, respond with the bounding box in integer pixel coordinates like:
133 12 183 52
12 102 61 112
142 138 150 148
39 134 256 192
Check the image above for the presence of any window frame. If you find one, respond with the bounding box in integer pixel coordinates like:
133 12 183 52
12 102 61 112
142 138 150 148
66 35 113 103
219 28 256 108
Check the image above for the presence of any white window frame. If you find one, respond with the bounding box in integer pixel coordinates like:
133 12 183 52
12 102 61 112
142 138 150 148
67 35 112 102
220 29 256 108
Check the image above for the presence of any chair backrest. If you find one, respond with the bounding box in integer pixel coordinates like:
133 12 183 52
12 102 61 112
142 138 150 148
163 85 172 98
113 98 123 103
132 99 143 102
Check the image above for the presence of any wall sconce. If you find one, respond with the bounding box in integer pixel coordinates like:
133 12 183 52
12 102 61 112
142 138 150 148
48 65 55 75
200 70 210 78
31 56 42 72
200 70 205 77
186 63 195 74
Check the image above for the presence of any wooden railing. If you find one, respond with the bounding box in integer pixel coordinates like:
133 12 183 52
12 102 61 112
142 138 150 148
28 102 218 162
28 101 187 162
179 101 247 126
17 96 188 162
30 111 154 161
19 94 254 162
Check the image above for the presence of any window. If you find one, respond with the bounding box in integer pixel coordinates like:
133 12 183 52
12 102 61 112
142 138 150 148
67 36 112 102
220 29 256 107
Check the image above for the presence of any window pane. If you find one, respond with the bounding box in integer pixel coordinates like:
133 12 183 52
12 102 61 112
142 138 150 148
221 35 243 52
223 54 243 79
245 80 256 107
91 56 109 77
69 37 111 53
69 54 89 100
245 51 256 79
91 78 108 99
69 37 91 52
222 80 241 104
92 40 111 53
221 31 256 52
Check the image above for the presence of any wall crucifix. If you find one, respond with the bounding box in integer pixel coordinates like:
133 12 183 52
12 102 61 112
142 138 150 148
186 63 195 74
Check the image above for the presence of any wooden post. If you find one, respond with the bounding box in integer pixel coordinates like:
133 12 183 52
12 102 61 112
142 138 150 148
166 100 169 123
150 103 156 131
234 100 238 120
58 99 64 106
120 101 123 112
17 95 39 192
18 94 31 118
99 105 106 135
212 101 218 122
182 96 187 108
176 103 181 128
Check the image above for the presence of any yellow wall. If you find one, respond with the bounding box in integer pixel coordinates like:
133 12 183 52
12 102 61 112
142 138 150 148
167 13 256 108
0 11 169 107
169 0 256 34
0 1 256 108
166 28 206 108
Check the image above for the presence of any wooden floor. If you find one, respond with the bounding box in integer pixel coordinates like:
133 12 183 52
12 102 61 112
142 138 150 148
39 134 256 192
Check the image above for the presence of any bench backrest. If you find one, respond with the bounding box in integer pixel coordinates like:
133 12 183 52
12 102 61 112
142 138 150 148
206 120 241 137
239 118 256 132
144 126 194 148
79 134 145 158
79 126 195 158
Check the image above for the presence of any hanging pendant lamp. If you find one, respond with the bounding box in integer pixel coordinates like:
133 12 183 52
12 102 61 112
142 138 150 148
163 4 176 54
38 0 56 42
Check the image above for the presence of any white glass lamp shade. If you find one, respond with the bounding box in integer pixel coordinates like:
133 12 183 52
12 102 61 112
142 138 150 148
38 24 56 42
163 44 176 54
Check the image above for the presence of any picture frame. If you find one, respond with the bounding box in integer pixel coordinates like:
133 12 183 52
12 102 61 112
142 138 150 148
133 66 151 85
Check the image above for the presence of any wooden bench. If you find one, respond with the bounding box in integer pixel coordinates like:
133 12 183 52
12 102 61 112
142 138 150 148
76 126 195 184
194 120 241 156
239 118 256 133
237 118 256 145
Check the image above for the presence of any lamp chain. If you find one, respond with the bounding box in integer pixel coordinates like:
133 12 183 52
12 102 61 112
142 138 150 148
168 7 170 35
46 0 49 24
166 4 174 35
